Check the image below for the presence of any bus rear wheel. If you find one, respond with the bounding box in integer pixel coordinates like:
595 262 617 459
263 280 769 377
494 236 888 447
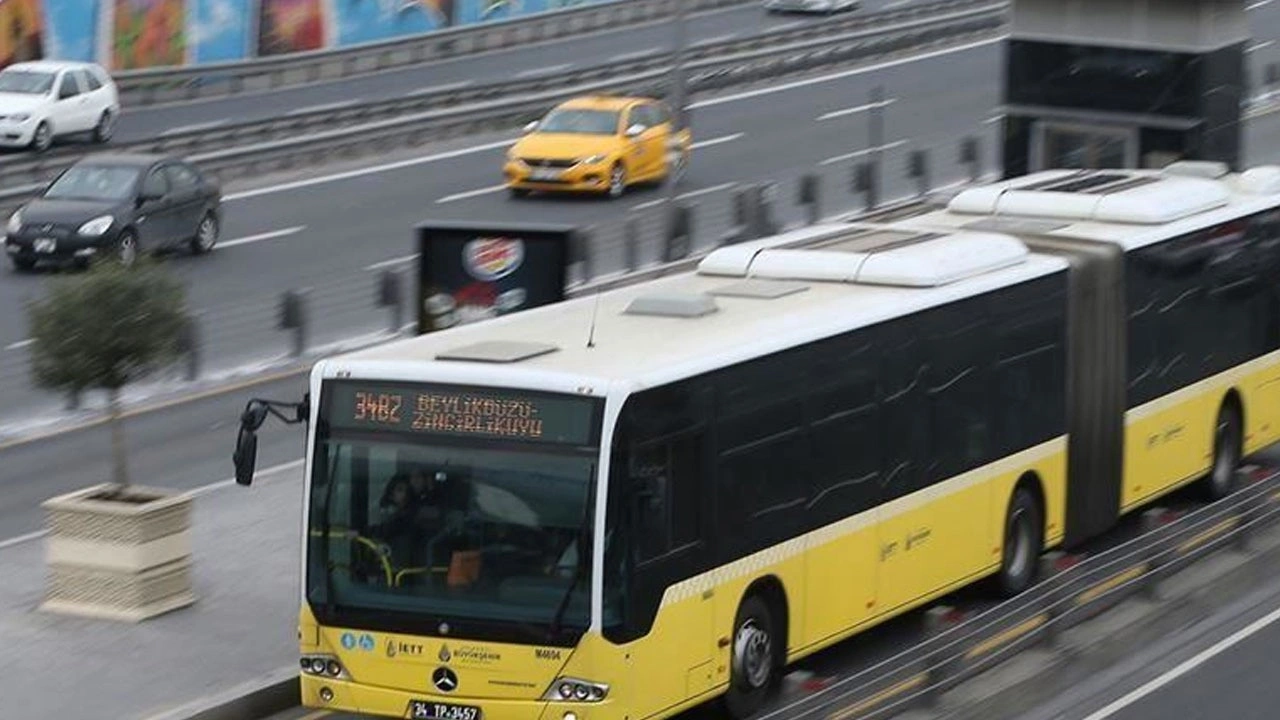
723 594 777 719
1204 403 1242 501
997 486 1042 597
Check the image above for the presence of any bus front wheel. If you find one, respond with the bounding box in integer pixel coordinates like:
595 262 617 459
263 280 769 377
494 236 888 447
1205 403 1242 501
997 486 1042 597
724 594 777 718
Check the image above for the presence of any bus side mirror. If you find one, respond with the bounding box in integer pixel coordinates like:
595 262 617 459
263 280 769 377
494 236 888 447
233 425 259 486
233 402 270 486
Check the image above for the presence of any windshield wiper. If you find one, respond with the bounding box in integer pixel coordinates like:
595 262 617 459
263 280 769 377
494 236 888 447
549 468 596 639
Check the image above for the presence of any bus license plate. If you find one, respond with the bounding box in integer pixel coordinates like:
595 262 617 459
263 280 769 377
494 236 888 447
408 700 481 720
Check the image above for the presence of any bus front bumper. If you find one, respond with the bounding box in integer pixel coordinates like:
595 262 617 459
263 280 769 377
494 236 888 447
301 675 615 720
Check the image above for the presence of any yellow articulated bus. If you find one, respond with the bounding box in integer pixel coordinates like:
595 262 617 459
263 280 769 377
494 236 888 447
230 162 1280 720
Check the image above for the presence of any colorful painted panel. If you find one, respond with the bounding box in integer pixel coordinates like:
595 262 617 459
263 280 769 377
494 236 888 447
41 0 96 62
113 0 186 69
332 0 450 47
454 0 612 25
190 0 250 62
0 0 46 68
257 0 324 56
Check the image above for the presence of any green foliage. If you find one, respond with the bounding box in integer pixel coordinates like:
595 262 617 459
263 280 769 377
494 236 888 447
27 260 189 395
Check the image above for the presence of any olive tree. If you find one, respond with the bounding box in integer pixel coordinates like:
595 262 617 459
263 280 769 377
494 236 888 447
27 260 189 489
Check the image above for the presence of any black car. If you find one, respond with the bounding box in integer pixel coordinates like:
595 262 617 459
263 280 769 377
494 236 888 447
3 153 221 271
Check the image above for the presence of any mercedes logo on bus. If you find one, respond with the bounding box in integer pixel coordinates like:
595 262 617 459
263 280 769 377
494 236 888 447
432 667 458 693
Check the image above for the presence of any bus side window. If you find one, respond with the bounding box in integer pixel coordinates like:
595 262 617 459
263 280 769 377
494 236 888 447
631 434 703 563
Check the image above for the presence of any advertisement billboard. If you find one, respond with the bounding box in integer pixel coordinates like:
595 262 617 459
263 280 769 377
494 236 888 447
415 220 572 335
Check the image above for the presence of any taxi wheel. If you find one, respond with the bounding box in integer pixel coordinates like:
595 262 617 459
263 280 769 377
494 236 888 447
508 187 530 199
607 164 627 199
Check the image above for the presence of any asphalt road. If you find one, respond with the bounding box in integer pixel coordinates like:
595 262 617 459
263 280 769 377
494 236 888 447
0 35 1009 423
9 1 905 148
1007 564 1280 720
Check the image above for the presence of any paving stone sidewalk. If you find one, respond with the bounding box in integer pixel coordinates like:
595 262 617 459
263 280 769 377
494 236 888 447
0 463 305 719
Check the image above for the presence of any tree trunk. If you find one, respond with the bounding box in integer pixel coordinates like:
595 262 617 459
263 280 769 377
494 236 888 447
108 387 130 488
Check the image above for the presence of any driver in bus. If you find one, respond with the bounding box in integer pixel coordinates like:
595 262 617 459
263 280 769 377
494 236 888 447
372 474 422 570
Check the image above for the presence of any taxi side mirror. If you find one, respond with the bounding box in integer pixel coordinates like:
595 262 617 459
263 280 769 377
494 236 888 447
522 121 539 134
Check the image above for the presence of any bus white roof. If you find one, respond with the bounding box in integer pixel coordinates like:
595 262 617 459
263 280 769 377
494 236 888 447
900 164 1280 251
324 225 1068 394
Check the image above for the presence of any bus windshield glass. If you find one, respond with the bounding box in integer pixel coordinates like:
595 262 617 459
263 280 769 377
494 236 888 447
306 381 601 642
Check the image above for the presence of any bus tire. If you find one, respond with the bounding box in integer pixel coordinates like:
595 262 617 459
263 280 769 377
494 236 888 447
1205 403 1243 501
997 486 1042 597
723 594 777 719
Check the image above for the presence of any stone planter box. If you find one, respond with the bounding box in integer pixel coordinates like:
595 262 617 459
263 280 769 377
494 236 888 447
40 483 196 622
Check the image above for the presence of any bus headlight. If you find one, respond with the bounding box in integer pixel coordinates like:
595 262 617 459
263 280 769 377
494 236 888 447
300 654 349 680
544 677 608 702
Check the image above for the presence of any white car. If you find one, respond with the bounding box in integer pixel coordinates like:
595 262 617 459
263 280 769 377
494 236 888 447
0 61 120 153
764 0 859 12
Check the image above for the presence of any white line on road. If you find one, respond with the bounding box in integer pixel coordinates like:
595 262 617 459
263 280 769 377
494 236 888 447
820 140 909 166
771 21 805 31
223 139 516 202
884 0 914 8
1248 0 1274 10
216 38 997 204
1249 40 1276 53
691 132 745 150
407 80 474 97
983 114 1005 125
0 459 305 551
817 98 897 121
160 120 227 136
288 99 358 116
1080 603 1280 720
631 182 739 211
218 226 306 249
437 184 508 204
611 49 659 63
365 253 420 271
697 33 738 47
689 36 1001 110
4 338 33 351
516 63 574 78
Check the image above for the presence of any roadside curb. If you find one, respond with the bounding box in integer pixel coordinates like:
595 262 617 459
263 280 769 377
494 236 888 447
142 668 298 720
931 511 1280 719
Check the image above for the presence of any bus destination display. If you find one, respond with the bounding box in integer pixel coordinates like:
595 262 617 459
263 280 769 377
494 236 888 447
327 382 595 445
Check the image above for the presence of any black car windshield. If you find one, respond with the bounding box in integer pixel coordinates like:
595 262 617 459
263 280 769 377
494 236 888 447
307 434 598 636
0 70 55 94
537 108 620 135
44 165 140 202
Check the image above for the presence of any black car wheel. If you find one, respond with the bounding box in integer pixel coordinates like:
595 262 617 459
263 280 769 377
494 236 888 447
30 121 52 153
93 110 116 144
190 212 219 255
116 229 139 267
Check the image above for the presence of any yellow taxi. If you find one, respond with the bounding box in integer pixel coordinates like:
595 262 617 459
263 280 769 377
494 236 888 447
503 95 692 199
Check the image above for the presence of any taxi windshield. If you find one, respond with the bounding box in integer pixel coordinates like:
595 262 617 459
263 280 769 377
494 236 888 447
536 108 620 135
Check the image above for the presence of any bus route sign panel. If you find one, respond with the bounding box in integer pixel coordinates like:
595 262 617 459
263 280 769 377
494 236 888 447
415 221 573 335
326 381 596 445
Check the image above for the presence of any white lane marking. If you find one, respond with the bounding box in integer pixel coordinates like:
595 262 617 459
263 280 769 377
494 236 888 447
1248 0 1274 10
222 139 516 202
160 119 227 136
688 36 1002 110
884 0 914 8
0 458 306 551
4 338 33 351
697 33 738 46
691 132 744 150
437 184 508 204
365 253 420 271
817 98 897 121
820 140 909 166
1248 40 1275 53
611 49 659 63
217 38 997 204
1080 603 1280 720
217 226 306 249
287 99 358 116
516 63 574 78
631 182 738 212
983 114 1005 125
771 21 805 31
433 133 744 205
407 80 474 97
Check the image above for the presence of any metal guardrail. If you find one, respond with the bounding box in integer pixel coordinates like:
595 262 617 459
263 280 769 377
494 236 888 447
113 0 752 107
766 465 1280 720
0 0 1006 206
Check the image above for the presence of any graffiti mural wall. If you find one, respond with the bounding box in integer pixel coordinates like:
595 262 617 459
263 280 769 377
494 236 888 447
0 0 624 68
